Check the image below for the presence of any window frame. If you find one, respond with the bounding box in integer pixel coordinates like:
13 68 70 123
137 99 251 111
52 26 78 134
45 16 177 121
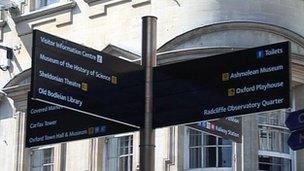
118 135 133 171
187 128 233 170
30 147 55 171
258 110 292 154
257 109 295 171
28 0 71 12
258 155 292 171
35 0 60 10
105 134 134 171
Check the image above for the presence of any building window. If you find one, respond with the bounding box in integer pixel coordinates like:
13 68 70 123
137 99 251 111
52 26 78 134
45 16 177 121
259 156 291 171
258 110 292 171
189 129 202 168
258 110 287 127
189 129 232 169
258 126 290 154
30 147 54 171
106 135 133 171
258 111 291 154
119 136 133 171
35 0 59 9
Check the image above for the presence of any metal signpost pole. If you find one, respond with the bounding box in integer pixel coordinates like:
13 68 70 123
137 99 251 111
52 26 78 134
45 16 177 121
140 16 157 171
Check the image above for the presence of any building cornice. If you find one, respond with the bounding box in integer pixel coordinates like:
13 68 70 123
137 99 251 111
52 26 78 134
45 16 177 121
0 90 6 101
158 21 304 52
13 1 76 23
2 84 30 102
87 0 150 19
103 44 141 64
2 84 30 112
13 1 76 36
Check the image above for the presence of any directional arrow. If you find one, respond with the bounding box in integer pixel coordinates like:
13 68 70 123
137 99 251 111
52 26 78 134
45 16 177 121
288 129 304 150
285 109 304 131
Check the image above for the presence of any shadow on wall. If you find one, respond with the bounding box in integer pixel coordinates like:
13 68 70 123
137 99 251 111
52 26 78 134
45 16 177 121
19 33 32 61
0 97 14 120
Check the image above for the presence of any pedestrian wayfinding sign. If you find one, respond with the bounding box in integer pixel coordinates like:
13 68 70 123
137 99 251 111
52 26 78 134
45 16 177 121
30 30 290 146
286 109 304 150
26 93 138 147
153 42 290 128
31 30 144 128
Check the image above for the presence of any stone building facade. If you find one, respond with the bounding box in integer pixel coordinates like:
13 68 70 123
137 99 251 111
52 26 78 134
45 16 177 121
0 0 304 170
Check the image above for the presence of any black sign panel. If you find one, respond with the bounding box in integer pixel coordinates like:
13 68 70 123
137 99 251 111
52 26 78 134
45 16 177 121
285 109 304 131
188 117 242 143
26 94 138 147
31 30 144 127
287 129 304 151
154 42 290 128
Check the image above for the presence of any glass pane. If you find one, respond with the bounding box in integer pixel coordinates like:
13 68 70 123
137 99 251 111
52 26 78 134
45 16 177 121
119 156 132 171
258 111 287 126
258 114 268 124
119 136 133 155
120 147 128 155
31 148 54 171
130 136 133 144
31 150 43 167
43 165 53 171
46 0 59 5
203 147 216 167
189 148 202 168
259 156 291 171
120 137 128 147
259 127 269 151
269 130 280 152
281 132 290 154
130 156 133 171
124 139 129 146
118 136 133 171
218 147 232 167
43 148 54 164
119 157 128 171
282 158 291 171
39 0 47 7
203 134 216 146
269 114 279 125
31 168 41 171
189 129 202 146
38 0 59 7
218 138 232 145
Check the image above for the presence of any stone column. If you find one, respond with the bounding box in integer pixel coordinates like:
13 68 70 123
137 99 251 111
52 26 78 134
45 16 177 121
177 126 185 171
242 115 259 171
234 142 242 171
59 143 67 171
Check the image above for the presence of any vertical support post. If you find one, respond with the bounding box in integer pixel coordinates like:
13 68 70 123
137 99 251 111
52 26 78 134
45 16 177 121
60 143 67 171
140 16 157 171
